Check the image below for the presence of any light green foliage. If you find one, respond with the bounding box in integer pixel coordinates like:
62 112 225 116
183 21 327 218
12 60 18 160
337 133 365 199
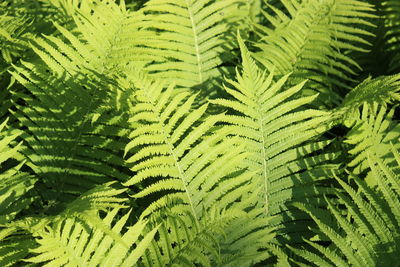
0 13 30 65
124 74 248 219
0 119 36 224
139 0 245 87
343 74 400 110
0 0 400 266
344 104 400 176
141 208 276 266
212 35 339 241
26 208 158 266
0 119 36 266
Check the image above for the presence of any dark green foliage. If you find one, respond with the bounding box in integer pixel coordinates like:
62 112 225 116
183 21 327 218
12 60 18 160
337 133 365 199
0 0 400 266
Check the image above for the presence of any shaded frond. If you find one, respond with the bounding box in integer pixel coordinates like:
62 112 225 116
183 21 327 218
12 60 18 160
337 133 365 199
142 208 276 267
10 57 130 204
383 0 400 72
0 0 70 63
0 227 36 267
344 74 400 109
64 182 128 215
254 0 375 106
0 119 37 266
331 74 400 122
290 148 400 266
344 104 400 183
0 119 37 224
0 10 32 65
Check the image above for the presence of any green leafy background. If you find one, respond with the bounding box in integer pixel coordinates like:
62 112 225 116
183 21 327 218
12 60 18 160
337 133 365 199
0 0 400 266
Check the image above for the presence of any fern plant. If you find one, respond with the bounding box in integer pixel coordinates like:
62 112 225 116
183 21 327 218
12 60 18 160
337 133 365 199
212 35 340 243
1 0 400 266
290 146 400 266
25 208 158 267
0 119 36 225
253 0 375 107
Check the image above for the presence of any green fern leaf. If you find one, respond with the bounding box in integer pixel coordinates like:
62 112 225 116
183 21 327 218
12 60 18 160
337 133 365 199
335 74 400 120
25 208 158 266
142 208 276 267
253 0 375 106
0 119 37 224
0 227 36 267
344 104 400 185
383 0 400 72
211 35 339 241
124 73 249 220
139 0 244 87
291 148 400 266
10 56 130 203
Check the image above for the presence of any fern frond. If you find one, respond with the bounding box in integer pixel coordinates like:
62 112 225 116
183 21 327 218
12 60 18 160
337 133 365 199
0 12 31 64
218 208 277 266
291 148 400 266
211 35 338 240
344 104 400 181
383 0 400 72
0 119 37 266
344 74 400 109
368 148 400 228
332 74 400 122
142 207 276 267
4 181 129 255
64 182 128 215
143 210 222 267
0 227 36 267
25 208 158 266
10 59 130 203
0 119 37 224
254 0 375 106
124 73 249 221
0 0 70 66
25 0 154 79
139 0 244 87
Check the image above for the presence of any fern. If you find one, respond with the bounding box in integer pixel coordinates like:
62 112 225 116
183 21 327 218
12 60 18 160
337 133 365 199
341 73 400 113
1 0 400 265
138 0 245 88
0 11 31 65
124 72 249 219
253 0 375 106
0 227 36 267
11 62 130 202
123 70 276 266
140 207 276 266
143 209 244 266
344 104 400 175
290 147 400 266
1 182 130 266
383 0 400 72
26 208 158 266
212 35 339 241
0 119 36 224
0 119 37 266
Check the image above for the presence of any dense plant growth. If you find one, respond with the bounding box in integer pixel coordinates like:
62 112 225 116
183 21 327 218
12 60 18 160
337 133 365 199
1 0 400 266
